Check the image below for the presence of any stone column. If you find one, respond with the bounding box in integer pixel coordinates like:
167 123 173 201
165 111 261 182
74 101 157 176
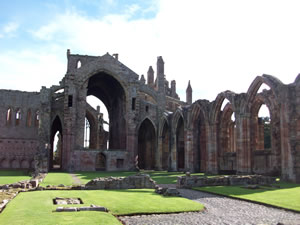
235 113 252 174
207 123 218 174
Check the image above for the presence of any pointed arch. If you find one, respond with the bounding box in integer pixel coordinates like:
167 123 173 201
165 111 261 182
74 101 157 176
6 108 12 125
211 91 236 124
50 115 63 170
246 75 283 110
137 118 156 169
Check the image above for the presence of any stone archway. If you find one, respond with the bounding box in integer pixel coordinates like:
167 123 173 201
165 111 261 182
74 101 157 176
50 116 63 170
95 153 106 171
87 72 126 149
138 118 156 170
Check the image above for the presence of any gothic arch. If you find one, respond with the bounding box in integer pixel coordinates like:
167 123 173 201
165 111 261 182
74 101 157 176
211 91 236 124
189 102 209 172
245 75 283 113
137 118 156 170
50 115 63 170
85 109 98 149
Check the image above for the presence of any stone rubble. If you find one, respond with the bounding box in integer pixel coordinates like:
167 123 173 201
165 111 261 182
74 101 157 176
85 174 156 190
177 174 276 188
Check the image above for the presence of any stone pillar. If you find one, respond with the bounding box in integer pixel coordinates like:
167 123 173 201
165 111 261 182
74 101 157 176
169 131 177 171
171 80 176 98
37 86 51 172
186 81 193 105
147 66 154 86
157 56 165 92
184 128 194 172
207 123 218 174
235 113 252 174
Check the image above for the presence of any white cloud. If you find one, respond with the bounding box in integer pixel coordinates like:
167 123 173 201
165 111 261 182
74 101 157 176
0 22 19 38
1 0 300 102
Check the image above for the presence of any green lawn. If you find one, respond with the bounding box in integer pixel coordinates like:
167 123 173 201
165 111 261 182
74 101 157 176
75 171 206 184
40 172 74 187
194 182 300 212
0 170 32 185
0 189 204 225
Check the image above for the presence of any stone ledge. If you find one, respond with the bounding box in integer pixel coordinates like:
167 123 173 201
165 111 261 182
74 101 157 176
177 175 276 188
85 173 156 190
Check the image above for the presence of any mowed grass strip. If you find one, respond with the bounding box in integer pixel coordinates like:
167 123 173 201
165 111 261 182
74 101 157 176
75 171 206 184
40 172 74 187
0 190 204 225
193 182 300 212
0 170 32 185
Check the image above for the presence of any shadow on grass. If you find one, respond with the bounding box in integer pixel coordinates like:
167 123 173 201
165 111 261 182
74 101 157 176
0 170 30 177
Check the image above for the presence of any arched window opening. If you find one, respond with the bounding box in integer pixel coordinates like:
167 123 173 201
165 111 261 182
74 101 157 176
77 60 81 68
35 111 40 127
53 132 62 169
50 116 63 170
15 109 21 126
138 119 156 170
26 110 32 127
84 117 90 148
228 112 236 153
221 98 230 111
86 95 109 149
6 108 12 125
257 104 271 150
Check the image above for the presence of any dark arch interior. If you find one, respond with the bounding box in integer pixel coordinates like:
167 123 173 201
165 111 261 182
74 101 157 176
87 72 127 149
138 119 156 170
50 116 63 170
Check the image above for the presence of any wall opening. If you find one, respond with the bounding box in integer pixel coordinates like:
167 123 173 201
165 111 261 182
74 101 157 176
87 73 126 149
86 95 109 149
138 119 156 169
95 153 106 171
6 108 12 125
50 116 63 170
15 109 21 126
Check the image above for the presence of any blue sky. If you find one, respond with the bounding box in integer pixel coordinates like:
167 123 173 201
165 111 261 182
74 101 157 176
1 0 300 108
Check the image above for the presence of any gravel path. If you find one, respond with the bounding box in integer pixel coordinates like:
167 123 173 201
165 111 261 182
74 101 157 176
119 188 300 225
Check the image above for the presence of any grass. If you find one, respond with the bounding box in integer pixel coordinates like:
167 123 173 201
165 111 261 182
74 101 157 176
193 182 300 212
40 172 74 187
75 171 206 184
0 189 204 225
0 170 32 185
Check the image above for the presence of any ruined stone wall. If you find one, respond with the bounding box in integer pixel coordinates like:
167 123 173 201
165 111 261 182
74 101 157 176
0 90 41 169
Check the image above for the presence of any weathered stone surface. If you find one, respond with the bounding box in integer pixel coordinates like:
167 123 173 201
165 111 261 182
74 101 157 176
163 188 181 197
85 174 156 190
177 175 276 188
0 50 299 183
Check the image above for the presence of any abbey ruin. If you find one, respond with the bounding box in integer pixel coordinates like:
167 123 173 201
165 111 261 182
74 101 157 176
0 50 299 183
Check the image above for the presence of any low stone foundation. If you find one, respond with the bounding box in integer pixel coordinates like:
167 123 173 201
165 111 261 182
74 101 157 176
85 173 156 190
177 175 276 189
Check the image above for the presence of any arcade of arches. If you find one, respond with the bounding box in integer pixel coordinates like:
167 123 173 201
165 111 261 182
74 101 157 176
0 50 299 183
